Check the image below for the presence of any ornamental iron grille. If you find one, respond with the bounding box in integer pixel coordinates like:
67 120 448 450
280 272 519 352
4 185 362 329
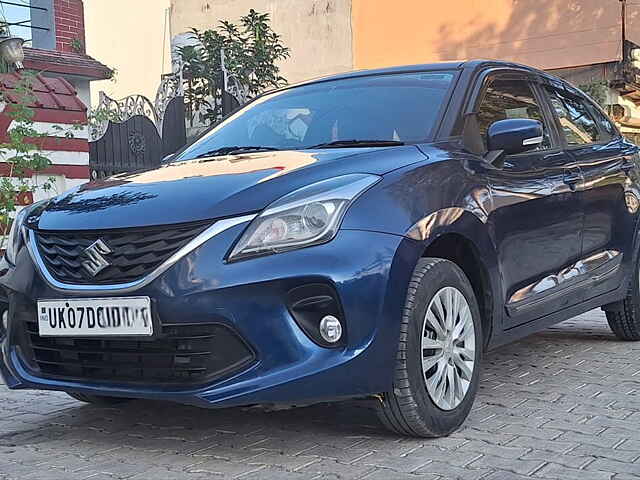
89 55 250 180
89 69 187 180
221 48 249 110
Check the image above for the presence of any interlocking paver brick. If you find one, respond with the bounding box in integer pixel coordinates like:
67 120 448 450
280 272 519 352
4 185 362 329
467 453 545 475
2 310 640 479
234 466 306 480
295 459 376 479
456 439 531 459
297 444 373 463
535 462 613 480
356 451 433 472
414 460 491 479
398 445 479 468
361 470 441 480
186 458 265 477
586 458 640 476
520 449 593 469
540 419 605 436
499 424 564 441
567 444 640 464
506 435 579 453
567 404 634 420
21 470 96 480
554 431 624 449
616 439 640 452
244 451 320 471
456 427 518 445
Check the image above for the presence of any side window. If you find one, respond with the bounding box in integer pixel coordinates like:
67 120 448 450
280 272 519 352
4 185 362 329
477 77 551 150
588 104 619 139
546 88 601 145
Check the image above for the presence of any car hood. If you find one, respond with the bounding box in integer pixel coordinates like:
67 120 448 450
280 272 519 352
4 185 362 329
34 146 427 230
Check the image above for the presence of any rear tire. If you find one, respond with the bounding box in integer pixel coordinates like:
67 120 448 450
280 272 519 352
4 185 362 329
67 392 131 406
605 259 640 341
377 258 483 437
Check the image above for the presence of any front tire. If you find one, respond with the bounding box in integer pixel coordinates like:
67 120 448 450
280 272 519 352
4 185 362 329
377 258 483 437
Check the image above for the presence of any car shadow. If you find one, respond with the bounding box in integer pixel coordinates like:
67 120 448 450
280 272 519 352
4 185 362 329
0 315 628 464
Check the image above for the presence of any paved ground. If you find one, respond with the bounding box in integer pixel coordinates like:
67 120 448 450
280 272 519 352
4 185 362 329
1 309 640 480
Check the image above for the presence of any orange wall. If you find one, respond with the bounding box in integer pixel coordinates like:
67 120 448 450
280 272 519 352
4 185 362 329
352 0 624 71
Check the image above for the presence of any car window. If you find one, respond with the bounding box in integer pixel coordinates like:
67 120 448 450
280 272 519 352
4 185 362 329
546 87 601 145
476 77 551 150
588 103 618 139
176 71 455 160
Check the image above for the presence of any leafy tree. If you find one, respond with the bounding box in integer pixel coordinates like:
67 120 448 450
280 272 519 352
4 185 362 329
578 80 609 108
178 9 290 125
0 72 84 248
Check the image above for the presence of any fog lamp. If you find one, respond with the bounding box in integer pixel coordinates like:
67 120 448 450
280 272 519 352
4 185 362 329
319 315 342 343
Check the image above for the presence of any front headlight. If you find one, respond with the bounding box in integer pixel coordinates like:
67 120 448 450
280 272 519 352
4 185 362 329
228 174 380 261
5 206 28 265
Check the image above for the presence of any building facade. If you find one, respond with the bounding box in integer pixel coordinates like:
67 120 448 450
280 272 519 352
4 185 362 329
4 0 111 106
84 0 172 105
168 0 640 139
170 0 353 86
0 0 111 211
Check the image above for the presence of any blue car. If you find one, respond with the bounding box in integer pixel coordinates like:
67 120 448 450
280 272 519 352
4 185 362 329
2 60 639 437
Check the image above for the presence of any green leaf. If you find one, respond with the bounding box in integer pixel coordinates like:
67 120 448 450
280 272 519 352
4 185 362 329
179 9 289 126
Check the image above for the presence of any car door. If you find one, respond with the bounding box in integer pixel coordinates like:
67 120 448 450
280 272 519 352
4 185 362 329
474 72 585 327
545 80 637 300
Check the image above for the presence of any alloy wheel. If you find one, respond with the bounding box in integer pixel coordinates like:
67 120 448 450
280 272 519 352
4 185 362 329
421 286 476 410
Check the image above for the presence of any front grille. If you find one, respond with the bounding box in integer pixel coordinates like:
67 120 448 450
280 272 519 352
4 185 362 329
34 221 210 285
17 317 255 386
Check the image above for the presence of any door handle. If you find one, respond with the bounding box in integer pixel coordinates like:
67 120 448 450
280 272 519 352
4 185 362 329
563 173 581 189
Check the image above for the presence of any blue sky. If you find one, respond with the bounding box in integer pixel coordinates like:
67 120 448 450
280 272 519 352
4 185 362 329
0 0 34 44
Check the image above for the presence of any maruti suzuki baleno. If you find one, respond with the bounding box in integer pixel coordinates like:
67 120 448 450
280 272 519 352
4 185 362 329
2 60 639 437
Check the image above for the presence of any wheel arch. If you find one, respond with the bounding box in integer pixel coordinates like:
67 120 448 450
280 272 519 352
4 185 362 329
408 209 502 349
603 207 640 313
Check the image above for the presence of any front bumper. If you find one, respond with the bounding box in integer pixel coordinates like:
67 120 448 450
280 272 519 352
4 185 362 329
0 223 420 408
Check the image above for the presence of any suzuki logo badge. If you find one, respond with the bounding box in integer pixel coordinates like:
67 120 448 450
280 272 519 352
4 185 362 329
81 239 112 277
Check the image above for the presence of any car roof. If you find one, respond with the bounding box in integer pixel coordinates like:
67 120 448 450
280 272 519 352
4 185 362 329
291 59 549 88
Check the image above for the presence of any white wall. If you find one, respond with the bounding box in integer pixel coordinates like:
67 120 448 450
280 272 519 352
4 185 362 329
84 0 172 103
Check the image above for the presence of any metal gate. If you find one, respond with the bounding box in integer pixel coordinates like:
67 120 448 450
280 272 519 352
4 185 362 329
89 71 186 180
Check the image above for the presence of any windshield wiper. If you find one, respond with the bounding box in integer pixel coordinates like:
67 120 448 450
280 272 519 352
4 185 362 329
306 140 405 149
195 145 281 159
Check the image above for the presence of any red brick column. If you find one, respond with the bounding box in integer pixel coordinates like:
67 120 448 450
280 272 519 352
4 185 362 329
53 0 86 53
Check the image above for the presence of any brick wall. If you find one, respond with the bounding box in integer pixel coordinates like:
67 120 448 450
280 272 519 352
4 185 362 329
53 0 85 53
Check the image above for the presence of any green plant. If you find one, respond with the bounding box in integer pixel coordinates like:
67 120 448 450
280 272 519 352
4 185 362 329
0 72 84 248
87 104 123 135
178 9 290 125
578 80 609 108
71 37 84 54
109 67 118 84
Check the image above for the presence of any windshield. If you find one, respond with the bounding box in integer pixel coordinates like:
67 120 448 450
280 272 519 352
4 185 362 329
175 71 456 161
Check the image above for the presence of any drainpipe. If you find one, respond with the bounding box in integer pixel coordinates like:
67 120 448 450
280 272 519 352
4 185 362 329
621 0 627 57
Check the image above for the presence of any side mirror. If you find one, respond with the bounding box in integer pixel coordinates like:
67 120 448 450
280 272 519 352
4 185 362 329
487 119 543 156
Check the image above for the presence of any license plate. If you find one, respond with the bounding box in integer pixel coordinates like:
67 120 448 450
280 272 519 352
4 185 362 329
37 297 153 337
